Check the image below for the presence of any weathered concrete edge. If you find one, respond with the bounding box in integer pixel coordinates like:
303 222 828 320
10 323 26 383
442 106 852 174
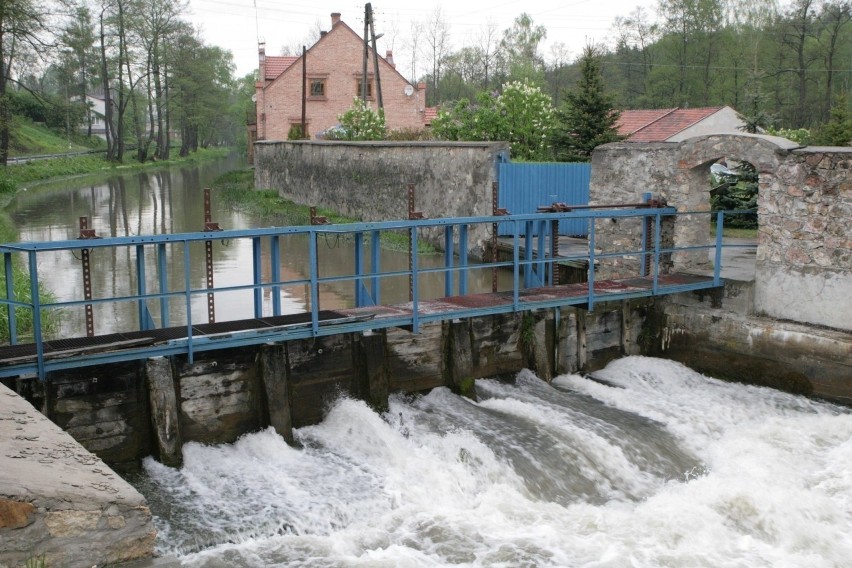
0 384 155 568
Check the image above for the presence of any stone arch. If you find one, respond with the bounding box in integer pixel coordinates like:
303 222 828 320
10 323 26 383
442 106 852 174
667 134 797 272
589 133 798 275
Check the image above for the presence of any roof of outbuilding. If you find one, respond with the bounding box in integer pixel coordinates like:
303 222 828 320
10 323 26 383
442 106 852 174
616 107 726 142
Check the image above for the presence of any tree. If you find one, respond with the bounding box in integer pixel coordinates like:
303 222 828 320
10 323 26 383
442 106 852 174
500 13 546 83
431 80 555 161
737 88 775 133
553 46 622 163
811 93 852 145
422 6 450 105
0 0 51 166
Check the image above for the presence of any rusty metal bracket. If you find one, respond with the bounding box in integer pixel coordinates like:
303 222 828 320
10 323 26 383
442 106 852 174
407 184 424 220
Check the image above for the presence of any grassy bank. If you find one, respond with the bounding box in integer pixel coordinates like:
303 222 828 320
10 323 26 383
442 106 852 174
212 169 435 253
0 147 232 195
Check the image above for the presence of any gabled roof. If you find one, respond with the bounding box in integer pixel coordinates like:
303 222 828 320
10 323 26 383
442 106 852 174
264 56 298 80
617 107 726 142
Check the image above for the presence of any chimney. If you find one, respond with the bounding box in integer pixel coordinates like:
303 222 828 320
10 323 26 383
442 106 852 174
258 42 266 82
331 12 341 27
385 50 395 68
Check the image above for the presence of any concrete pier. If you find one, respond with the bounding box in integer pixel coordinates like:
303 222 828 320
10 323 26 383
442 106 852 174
0 383 155 567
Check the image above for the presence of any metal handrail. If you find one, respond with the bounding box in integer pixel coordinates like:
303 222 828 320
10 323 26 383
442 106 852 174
0 207 749 380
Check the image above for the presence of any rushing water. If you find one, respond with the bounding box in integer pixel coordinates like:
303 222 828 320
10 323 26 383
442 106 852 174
131 356 852 567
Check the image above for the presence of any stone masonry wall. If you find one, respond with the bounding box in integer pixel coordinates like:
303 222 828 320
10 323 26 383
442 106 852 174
254 140 509 258
755 148 852 329
591 134 852 331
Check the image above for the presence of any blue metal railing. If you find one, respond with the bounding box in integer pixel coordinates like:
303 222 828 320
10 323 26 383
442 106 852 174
0 207 751 380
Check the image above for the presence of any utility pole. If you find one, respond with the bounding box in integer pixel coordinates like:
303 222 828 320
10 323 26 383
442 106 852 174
361 5 370 103
368 5 384 110
301 45 307 138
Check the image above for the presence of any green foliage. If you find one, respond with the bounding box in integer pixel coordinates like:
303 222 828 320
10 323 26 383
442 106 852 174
431 80 555 161
553 46 622 162
287 124 306 140
328 99 387 141
0 266 60 344
811 94 852 146
711 162 758 229
6 115 102 156
766 127 812 145
737 89 775 134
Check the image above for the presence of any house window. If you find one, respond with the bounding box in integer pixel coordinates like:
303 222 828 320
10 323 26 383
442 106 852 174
310 79 326 98
355 79 373 99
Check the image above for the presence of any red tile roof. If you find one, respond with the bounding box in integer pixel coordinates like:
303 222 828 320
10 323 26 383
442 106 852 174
617 107 725 142
423 107 438 125
264 56 298 80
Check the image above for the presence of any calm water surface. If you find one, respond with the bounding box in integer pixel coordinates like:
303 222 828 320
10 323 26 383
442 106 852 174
6 156 509 337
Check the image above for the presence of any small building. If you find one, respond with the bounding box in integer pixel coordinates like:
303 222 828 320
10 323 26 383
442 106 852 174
616 106 746 142
253 12 427 143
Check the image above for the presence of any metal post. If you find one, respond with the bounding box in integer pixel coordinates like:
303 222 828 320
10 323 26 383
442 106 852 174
551 219 559 285
714 211 724 286
28 251 45 380
444 225 454 297
79 217 95 337
309 231 320 334
642 192 653 276
355 232 365 306
411 229 420 333
204 188 216 324
157 243 169 328
588 218 596 312
271 236 281 316
653 213 662 295
183 242 193 364
491 181 499 292
136 244 147 330
459 224 469 295
4 253 16 344
252 237 263 318
406 184 424 301
371 230 381 304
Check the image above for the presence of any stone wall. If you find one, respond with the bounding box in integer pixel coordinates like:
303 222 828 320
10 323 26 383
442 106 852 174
590 134 852 331
755 148 852 330
0 384 155 567
254 140 509 258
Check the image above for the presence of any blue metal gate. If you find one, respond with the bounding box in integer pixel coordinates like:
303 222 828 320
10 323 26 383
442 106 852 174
497 161 591 236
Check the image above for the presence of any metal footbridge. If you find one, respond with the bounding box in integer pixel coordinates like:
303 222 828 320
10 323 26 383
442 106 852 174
0 204 743 381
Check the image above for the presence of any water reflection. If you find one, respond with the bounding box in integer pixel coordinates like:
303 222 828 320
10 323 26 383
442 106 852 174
6 157 512 338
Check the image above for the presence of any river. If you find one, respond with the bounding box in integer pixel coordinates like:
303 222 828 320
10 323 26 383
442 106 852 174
131 356 852 567
6 156 510 337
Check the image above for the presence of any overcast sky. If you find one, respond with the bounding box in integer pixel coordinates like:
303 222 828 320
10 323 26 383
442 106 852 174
184 0 654 78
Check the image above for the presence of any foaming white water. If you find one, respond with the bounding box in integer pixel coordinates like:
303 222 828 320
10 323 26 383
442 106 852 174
137 356 852 567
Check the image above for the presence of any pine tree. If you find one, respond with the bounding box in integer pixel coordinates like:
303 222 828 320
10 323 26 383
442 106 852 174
811 93 852 146
553 46 622 162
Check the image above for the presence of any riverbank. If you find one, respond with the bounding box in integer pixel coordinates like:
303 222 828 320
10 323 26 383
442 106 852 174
0 148 234 241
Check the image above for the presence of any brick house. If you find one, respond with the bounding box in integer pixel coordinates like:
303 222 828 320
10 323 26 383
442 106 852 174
253 12 427 143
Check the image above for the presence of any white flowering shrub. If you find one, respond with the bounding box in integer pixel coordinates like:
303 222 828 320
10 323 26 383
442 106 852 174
432 80 555 161
329 98 387 141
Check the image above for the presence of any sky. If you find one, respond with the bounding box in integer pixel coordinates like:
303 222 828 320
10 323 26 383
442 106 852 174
184 0 653 78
